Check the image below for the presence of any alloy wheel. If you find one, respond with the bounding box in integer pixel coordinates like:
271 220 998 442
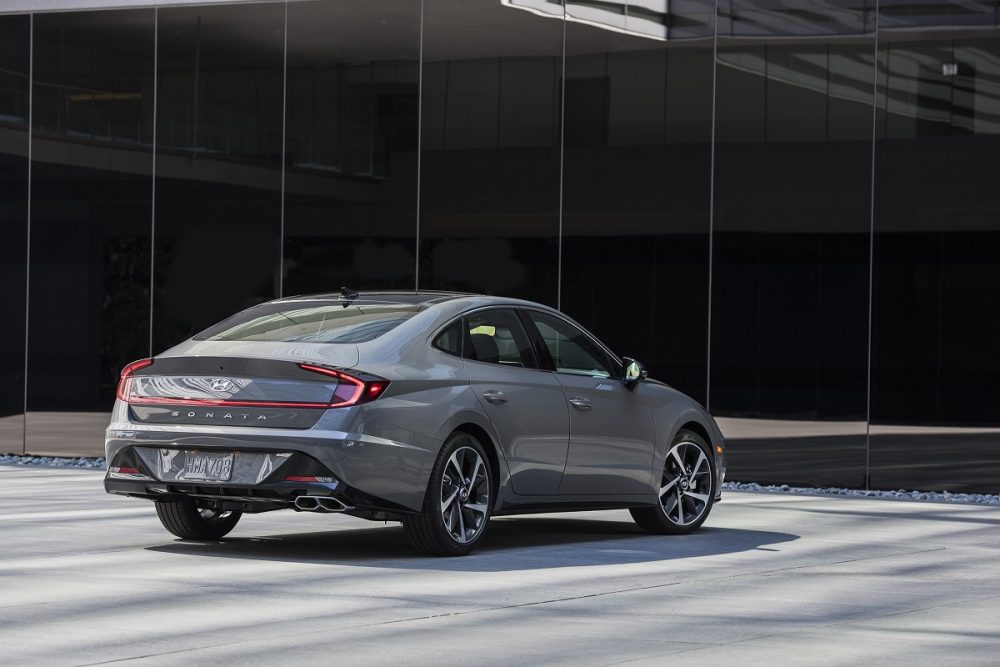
658 441 712 526
440 446 490 543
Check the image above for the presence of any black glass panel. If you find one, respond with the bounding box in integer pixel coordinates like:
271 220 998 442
282 0 419 295
560 3 714 402
153 3 284 350
0 15 29 454
27 10 154 455
418 0 563 304
878 0 998 30
710 1 875 487
717 0 874 37
870 19 1000 492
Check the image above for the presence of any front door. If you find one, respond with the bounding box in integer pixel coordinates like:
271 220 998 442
521 309 656 495
462 308 569 495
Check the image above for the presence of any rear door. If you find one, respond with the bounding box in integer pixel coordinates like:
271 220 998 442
521 309 655 495
460 308 569 496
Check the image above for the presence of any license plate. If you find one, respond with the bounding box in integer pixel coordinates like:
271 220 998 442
183 451 234 482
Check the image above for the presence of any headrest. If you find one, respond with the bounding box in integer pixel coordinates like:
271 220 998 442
470 333 500 363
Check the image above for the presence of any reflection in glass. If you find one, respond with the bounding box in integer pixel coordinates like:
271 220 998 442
870 21 1000 492
4 0 998 492
718 0 873 37
505 0 714 41
560 2 714 401
710 0 874 487
283 0 420 295
27 10 154 455
0 15 29 454
418 0 563 303
153 3 284 350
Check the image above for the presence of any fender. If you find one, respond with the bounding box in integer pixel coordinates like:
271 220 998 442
645 383 724 495
433 400 514 510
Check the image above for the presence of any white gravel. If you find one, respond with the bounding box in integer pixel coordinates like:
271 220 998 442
1 454 997 506
1 454 106 469
723 481 1000 506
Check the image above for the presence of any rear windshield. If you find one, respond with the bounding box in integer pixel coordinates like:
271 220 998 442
194 302 424 344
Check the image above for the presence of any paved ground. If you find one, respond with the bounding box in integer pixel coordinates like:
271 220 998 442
1 465 999 666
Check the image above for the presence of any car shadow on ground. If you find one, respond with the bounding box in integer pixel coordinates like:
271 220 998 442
147 516 798 570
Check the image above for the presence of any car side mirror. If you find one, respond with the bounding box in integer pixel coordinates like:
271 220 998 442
622 357 648 390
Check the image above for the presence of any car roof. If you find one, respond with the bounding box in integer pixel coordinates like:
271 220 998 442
269 291 567 318
272 290 477 306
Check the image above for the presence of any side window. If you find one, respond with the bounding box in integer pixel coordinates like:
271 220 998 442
525 311 616 378
432 320 463 357
463 309 538 369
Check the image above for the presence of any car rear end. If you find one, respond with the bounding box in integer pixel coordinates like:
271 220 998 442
104 297 442 520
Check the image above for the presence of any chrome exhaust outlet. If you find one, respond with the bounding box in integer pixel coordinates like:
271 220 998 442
317 497 349 512
294 496 320 511
294 495 350 513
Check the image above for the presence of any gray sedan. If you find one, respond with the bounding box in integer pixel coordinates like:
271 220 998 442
105 290 727 556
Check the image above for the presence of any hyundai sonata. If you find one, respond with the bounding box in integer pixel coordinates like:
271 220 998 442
105 290 726 555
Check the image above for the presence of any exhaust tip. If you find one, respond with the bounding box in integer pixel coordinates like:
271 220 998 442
294 495 351 513
294 496 319 511
317 497 348 512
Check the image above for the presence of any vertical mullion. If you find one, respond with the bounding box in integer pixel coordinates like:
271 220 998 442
149 8 158 357
556 1 566 310
415 0 424 291
23 13 33 456
279 0 288 297
705 0 719 411
864 0 881 489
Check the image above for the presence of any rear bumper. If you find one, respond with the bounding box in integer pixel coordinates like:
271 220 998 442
104 467 411 519
104 400 441 513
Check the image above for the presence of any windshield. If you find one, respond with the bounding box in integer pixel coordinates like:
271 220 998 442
194 302 424 343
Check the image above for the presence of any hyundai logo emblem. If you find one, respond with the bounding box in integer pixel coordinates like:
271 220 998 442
209 378 234 392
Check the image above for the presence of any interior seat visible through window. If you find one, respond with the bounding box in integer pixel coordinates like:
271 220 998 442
463 309 537 369
470 333 500 363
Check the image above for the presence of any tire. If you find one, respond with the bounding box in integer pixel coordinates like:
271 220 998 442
154 499 242 540
631 429 715 535
404 431 494 556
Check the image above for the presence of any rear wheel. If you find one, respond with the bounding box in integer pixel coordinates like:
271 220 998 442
404 432 493 556
631 429 715 535
154 500 242 540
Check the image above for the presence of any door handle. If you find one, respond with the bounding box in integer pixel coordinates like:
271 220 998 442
482 390 508 405
568 397 592 411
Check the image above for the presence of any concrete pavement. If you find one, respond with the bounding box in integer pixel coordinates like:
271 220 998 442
1 464 998 666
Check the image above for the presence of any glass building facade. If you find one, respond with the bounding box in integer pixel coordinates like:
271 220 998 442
1 0 998 493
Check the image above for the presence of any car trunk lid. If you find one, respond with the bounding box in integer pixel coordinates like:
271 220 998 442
122 351 362 429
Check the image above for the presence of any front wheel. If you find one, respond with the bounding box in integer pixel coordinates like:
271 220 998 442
155 500 242 540
631 429 715 535
403 432 493 556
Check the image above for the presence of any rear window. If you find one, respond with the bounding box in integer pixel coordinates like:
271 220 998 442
432 320 463 357
194 302 424 343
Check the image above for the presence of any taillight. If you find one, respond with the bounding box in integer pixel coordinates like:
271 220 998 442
116 358 385 410
298 363 390 407
116 358 153 401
